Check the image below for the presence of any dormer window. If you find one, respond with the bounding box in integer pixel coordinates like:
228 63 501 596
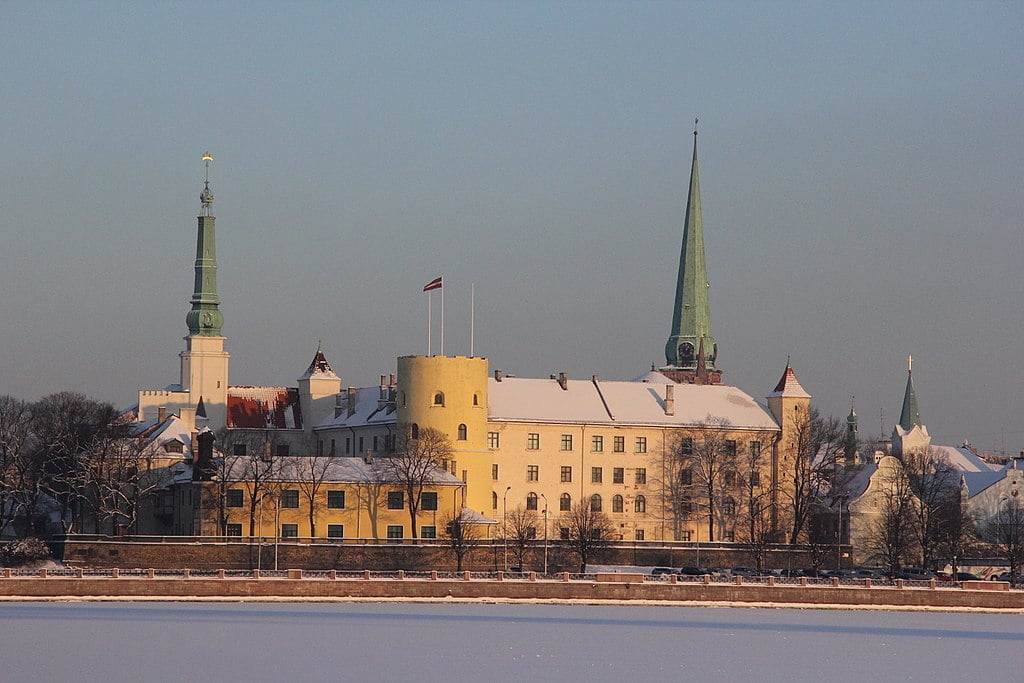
433 392 445 406
164 440 184 454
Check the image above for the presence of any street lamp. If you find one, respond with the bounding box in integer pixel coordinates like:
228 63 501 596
502 486 511 571
540 493 549 575
836 495 847 572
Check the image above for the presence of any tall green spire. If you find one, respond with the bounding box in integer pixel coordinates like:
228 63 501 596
185 152 224 337
898 355 922 429
664 124 716 371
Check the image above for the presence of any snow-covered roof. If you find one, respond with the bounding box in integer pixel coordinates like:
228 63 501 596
314 386 396 430
217 455 462 486
768 364 811 399
961 469 1007 497
458 508 499 524
488 377 780 431
298 345 339 381
931 445 1000 473
227 386 302 429
631 370 674 384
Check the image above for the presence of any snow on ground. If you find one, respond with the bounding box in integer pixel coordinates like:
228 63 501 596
0 602 1020 682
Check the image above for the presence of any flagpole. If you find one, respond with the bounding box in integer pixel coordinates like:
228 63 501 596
440 274 445 356
427 291 432 356
470 283 475 357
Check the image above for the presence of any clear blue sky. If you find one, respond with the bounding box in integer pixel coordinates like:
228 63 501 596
2 2 1022 453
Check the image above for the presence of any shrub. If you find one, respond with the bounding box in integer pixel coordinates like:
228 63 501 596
0 537 52 566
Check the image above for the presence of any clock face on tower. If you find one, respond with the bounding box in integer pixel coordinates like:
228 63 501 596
679 342 694 361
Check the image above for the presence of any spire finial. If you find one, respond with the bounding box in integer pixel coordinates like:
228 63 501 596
786 354 791 368
200 151 214 216
908 354 913 373
694 117 698 137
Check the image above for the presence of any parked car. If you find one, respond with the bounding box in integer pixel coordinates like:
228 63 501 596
990 572 1022 583
897 567 936 580
952 572 978 581
853 568 886 579
679 566 711 576
650 567 676 576
730 566 758 577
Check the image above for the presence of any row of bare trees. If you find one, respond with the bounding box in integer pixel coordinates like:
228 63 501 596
0 392 171 538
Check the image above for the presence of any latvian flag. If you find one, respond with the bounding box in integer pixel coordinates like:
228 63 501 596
423 276 443 292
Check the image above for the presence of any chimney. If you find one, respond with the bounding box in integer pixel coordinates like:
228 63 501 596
192 430 216 482
378 375 387 409
664 384 675 416
557 372 568 391
262 440 273 462
158 406 167 422
494 369 504 382
334 393 344 418
190 431 199 463
347 387 357 417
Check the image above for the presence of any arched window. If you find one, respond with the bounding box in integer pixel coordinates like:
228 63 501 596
526 492 538 511
410 423 419 439
612 495 624 513
723 497 736 516
433 392 445 406
634 495 646 514
473 393 479 406
492 491 498 510
590 494 602 512
457 423 467 441
560 493 571 511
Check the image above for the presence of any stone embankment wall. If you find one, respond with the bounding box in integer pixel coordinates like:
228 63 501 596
1 573 1021 610
61 539 834 572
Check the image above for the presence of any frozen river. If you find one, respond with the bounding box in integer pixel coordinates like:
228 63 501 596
1 602 1021 682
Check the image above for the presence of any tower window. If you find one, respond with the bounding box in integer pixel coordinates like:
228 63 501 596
457 424 467 441
433 392 445 406
473 393 479 406
560 493 571 511
411 423 419 439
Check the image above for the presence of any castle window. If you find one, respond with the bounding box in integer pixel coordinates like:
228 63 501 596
613 436 625 453
421 526 437 539
226 524 242 537
560 434 573 451
487 432 500 449
411 424 419 439
433 392 445 406
527 465 539 482
560 493 572 511
327 525 344 539
634 437 647 454
422 492 438 511
281 524 298 539
457 424 467 441
612 495 624 513
590 494 602 512
473 393 479 406
492 464 499 480
723 498 736 516
749 441 761 458
560 466 572 483
492 491 498 509
591 467 603 484
613 467 624 484
750 471 761 486
635 468 646 485
635 529 645 541
634 495 647 514
387 525 403 540
725 440 737 457
327 490 346 509
280 490 299 509
592 435 604 452
388 492 404 509
526 492 538 510
527 433 540 450
680 437 693 455
227 489 243 508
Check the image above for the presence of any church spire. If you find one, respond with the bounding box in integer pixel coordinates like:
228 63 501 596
185 152 224 337
898 355 922 429
663 120 717 379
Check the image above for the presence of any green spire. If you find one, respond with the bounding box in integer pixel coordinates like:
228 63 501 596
898 355 921 429
185 152 224 337
665 123 716 370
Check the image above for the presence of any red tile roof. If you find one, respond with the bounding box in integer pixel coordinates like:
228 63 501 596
227 386 303 429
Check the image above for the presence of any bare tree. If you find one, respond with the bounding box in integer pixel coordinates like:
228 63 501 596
30 392 118 534
784 408 845 544
217 429 282 536
0 397 33 537
290 455 333 538
938 493 976 577
981 496 1024 587
662 418 738 543
442 512 483 572
560 500 612 572
392 425 451 539
738 438 776 572
505 506 537 569
903 448 960 569
863 462 918 577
